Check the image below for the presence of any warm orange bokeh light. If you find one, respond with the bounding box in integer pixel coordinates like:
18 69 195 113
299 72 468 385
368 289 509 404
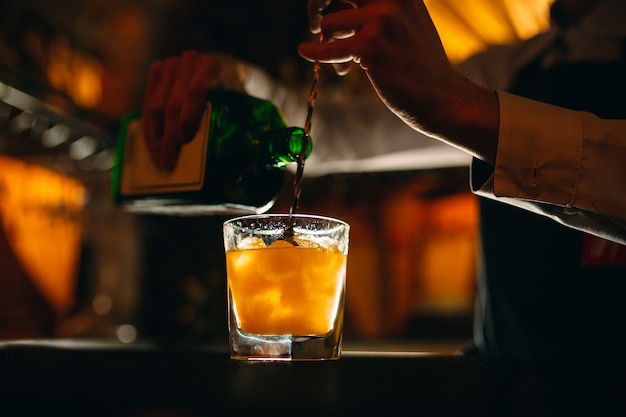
0 156 86 315
34 1 554 112
426 0 554 63
45 36 104 109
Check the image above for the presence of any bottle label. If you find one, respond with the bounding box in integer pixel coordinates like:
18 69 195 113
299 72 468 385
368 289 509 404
119 103 211 196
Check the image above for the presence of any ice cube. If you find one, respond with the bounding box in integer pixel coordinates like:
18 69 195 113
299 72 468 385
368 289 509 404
238 236 266 249
268 240 296 249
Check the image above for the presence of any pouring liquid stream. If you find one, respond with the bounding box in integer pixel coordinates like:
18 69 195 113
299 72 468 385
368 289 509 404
289 38 321 218
284 38 321 243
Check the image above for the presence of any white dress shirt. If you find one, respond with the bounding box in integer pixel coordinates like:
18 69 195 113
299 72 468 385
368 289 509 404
461 0 626 244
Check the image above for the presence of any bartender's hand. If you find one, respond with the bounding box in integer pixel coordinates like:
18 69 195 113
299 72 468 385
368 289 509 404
307 0 356 76
299 0 499 164
143 50 245 171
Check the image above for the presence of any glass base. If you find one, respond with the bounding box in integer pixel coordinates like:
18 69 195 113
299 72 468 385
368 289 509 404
229 325 343 361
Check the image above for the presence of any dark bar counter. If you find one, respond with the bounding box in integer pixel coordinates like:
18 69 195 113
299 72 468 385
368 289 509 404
0 339 623 416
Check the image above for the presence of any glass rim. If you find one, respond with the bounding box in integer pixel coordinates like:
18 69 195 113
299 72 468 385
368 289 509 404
223 213 349 228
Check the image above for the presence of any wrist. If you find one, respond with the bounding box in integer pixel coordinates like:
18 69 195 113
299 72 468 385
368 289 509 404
436 74 499 164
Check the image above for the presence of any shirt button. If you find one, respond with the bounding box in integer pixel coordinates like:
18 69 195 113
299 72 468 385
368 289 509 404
525 178 543 195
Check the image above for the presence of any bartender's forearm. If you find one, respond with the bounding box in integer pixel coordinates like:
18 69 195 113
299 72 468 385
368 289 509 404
420 75 499 165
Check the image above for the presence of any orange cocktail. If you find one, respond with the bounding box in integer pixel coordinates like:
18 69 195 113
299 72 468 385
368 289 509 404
223 214 349 360
226 240 347 335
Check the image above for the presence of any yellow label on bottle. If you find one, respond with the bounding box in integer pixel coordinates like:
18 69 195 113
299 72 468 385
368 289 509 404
119 103 211 196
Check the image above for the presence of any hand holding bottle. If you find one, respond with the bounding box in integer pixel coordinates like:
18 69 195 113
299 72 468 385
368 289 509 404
142 50 245 170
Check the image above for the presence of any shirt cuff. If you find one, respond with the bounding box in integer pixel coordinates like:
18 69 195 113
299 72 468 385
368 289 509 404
472 90 583 207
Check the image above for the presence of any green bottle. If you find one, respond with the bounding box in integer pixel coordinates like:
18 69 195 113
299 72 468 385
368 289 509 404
111 89 312 215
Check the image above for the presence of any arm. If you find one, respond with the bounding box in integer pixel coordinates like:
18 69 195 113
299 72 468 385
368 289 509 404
141 48 467 175
299 0 500 162
473 91 626 244
300 0 626 243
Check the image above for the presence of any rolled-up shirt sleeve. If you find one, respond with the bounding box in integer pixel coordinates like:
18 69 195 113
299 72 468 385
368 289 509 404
471 90 626 244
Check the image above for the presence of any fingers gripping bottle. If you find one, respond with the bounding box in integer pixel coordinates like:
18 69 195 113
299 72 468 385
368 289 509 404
112 89 312 215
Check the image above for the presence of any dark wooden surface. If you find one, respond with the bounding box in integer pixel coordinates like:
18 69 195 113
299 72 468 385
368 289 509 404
0 340 623 416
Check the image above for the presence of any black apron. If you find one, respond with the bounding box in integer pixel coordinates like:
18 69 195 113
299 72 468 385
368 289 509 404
473 42 626 356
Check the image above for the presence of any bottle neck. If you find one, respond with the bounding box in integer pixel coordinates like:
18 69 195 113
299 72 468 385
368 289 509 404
267 127 312 166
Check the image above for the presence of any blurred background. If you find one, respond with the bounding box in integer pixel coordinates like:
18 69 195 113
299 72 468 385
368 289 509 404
0 0 554 351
